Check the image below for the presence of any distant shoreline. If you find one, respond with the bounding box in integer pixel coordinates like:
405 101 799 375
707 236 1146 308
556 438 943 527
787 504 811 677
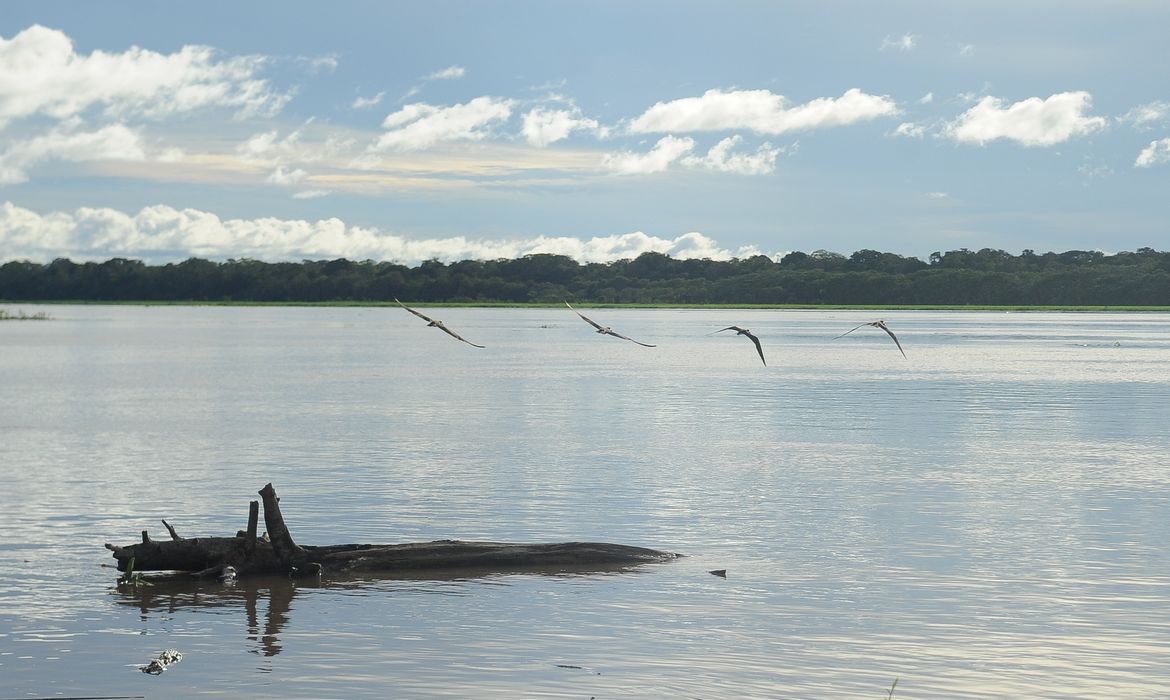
4 300 1169 312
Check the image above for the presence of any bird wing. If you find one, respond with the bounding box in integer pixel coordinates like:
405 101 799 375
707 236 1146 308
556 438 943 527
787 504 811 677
877 322 906 358
565 301 605 331
437 323 485 348
716 326 744 333
831 322 871 341
395 298 436 324
606 329 656 347
743 330 766 366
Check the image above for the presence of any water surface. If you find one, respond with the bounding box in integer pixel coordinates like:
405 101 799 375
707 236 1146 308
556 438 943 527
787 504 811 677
2 306 1169 698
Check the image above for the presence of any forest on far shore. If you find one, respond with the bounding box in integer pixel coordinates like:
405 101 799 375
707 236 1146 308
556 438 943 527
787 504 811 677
1 247 1169 306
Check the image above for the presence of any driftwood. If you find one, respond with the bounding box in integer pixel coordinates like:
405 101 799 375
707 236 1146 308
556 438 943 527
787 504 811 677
105 483 678 580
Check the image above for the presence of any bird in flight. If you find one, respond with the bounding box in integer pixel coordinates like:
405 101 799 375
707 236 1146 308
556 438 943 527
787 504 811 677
715 326 766 366
395 298 485 348
833 320 905 357
565 301 655 347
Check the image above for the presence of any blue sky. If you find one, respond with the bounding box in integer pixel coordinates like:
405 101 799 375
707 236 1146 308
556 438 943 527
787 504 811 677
1 1 1168 265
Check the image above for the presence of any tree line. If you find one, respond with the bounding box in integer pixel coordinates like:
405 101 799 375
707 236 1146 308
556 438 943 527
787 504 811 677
2 247 1169 306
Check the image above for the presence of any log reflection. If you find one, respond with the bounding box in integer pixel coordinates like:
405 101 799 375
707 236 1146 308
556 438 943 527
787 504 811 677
111 562 650 657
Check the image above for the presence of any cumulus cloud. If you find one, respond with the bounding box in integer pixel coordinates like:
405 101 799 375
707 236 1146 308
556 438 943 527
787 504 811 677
1135 138 1170 168
233 123 358 185
0 24 288 128
521 107 600 147
603 135 695 174
238 127 307 164
0 121 145 184
681 135 780 175
525 230 765 262
266 166 307 185
0 201 770 264
880 33 917 52
602 134 782 176
628 88 897 135
945 91 1106 147
373 96 514 151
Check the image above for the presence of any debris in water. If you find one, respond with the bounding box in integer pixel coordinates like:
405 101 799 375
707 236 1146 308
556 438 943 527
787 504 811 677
141 648 183 674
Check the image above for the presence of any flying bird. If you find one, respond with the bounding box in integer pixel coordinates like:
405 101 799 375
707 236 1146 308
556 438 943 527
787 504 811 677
395 298 485 348
565 301 655 347
715 326 766 366
833 319 906 357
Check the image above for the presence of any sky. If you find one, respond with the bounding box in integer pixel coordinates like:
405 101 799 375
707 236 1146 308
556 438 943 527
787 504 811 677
1 1 1168 266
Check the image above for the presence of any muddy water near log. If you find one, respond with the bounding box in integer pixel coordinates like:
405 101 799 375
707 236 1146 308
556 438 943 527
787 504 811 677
3 306 1170 698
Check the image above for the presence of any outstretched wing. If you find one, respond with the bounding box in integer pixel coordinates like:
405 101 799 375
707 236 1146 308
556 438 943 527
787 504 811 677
565 301 605 331
605 329 656 348
395 298 436 324
743 330 766 366
876 322 906 358
436 323 485 349
716 325 745 334
397 298 483 348
832 322 872 341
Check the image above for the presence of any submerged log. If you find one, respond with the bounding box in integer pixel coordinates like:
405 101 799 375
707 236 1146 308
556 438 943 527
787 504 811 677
105 483 678 579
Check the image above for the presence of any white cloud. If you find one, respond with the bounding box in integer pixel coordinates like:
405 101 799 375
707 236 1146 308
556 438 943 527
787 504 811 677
1120 101 1169 130
927 191 949 199
235 124 352 179
893 122 926 138
1077 161 1113 179
237 127 310 165
305 54 338 73
628 88 898 135
267 166 307 185
374 96 514 151
521 107 600 147
292 189 331 199
880 33 917 52
681 135 780 175
424 65 465 81
0 24 288 128
603 135 695 174
959 44 976 57
0 121 145 184
945 91 1106 147
526 230 765 262
1135 138 1170 168
352 91 385 109
919 92 934 104
0 201 773 264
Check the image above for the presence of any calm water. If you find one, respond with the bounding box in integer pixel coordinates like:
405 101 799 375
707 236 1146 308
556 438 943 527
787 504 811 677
2 305 1169 699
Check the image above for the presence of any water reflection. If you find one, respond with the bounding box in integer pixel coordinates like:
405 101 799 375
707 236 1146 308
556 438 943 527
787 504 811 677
110 562 665 661
114 576 302 657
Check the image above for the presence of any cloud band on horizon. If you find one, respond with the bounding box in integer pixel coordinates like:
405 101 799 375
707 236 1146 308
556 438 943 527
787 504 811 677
0 201 770 265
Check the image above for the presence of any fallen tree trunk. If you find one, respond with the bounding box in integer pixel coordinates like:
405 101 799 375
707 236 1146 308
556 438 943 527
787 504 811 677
105 483 678 579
